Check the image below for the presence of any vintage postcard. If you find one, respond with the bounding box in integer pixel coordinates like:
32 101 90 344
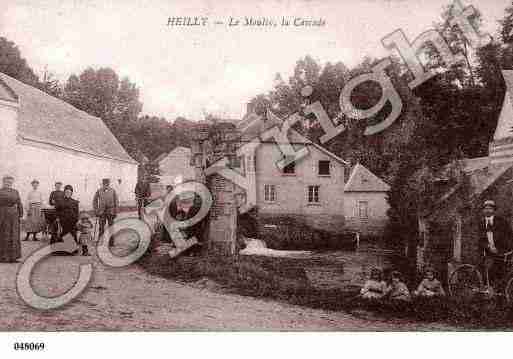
0 0 512 356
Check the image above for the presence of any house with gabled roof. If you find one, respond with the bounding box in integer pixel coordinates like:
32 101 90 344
344 163 391 236
0 72 138 209
226 105 390 235
156 146 196 186
156 102 391 236
417 70 513 282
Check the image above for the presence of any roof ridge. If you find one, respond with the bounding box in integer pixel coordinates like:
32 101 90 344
0 71 136 164
0 72 104 123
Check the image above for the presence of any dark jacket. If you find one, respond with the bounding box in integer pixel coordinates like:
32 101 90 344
49 190 65 207
56 197 79 234
478 215 513 257
92 187 118 215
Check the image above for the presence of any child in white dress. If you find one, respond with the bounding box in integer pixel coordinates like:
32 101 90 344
360 268 387 300
386 271 411 302
414 267 445 297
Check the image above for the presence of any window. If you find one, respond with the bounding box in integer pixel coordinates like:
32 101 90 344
318 160 330 176
358 201 369 219
307 185 320 204
264 184 276 202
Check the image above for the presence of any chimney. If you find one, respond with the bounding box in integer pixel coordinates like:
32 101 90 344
246 102 255 115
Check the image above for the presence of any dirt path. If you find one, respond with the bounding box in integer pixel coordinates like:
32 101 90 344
0 240 456 331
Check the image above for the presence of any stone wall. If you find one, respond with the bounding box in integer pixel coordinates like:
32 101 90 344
257 212 345 235
254 143 346 227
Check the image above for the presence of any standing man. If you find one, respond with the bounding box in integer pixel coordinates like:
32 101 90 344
93 178 119 237
478 200 513 289
135 176 151 220
49 182 65 207
48 182 65 244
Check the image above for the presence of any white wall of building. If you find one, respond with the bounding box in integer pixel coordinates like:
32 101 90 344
15 140 137 211
0 100 19 178
254 142 346 232
158 147 195 186
343 191 390 235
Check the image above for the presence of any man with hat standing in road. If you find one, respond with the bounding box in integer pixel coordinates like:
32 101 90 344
93 178 119 238
478 199 513 289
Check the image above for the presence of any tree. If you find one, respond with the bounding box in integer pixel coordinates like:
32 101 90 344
38 67 63 98
0 37 39 86
62 67 143 158
426 2 485 87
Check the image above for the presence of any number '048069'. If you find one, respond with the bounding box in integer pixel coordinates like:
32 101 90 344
13 342 45 351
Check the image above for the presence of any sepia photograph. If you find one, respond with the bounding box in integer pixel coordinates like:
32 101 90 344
1 0 513 356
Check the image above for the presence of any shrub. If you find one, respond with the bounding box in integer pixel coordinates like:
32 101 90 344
258 216 356 251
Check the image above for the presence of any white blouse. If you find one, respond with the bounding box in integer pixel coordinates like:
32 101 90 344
27 190 43 206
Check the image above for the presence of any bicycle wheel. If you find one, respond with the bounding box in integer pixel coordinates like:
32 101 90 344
448 264 483 301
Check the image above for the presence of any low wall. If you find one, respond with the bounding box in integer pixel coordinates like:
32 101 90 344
257 212 346 235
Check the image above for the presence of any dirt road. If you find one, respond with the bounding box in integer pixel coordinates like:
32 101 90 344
0 240 455 331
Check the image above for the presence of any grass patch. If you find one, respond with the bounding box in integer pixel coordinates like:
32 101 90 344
138 236 361 310
138 236 513 329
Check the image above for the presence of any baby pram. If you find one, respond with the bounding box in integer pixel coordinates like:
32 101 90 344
41 207 61 243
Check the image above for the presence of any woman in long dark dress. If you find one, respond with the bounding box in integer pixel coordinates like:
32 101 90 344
55 184 79 243
0 175 24 262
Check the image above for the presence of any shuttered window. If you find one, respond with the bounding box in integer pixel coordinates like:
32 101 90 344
307 185 320 203
264 184 276 202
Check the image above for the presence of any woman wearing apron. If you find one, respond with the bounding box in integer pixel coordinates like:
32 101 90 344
24 179 46 241
0 175 24 262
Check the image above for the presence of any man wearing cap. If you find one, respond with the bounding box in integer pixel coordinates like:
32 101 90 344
48 182 64 243
49 182 64 207
135 176 151 220
93 178 119 237
478 200 513 288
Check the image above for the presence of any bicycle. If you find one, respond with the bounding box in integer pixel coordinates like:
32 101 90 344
448 250 513 303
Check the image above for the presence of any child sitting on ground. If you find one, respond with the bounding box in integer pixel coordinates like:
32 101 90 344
360 268 387 300
414 267 445 297
76 212 93 256
385 270 411 301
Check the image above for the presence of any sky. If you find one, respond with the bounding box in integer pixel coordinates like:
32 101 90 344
0 0 510 121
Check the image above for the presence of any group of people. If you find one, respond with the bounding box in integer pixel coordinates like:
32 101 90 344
360 266 445 304
359 198 513 305
0 175 120 263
